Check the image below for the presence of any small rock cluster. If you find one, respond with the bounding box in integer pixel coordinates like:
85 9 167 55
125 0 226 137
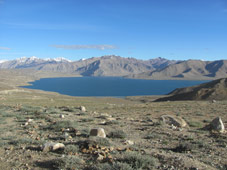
79 140 113 162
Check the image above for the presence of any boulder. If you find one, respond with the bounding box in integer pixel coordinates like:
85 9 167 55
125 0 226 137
208 117 225 133
161 115 187 128
90 128 106 138
42 142 65 152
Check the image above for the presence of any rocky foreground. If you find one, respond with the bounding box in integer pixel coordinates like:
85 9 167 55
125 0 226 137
0 99 226 170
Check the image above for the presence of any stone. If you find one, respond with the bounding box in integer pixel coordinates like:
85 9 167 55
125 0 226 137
42 142 65 152
124 140 134 145
63 132 69 138
208 117 225 133
96 153 104 161
99 113 111 118
90 128 106 138
80 106 86 112
99 121 106 125
106 117 116 121
161 115 187 128
52 143 65 151
59 114 64 118
27 119 33 122
212 100 217 103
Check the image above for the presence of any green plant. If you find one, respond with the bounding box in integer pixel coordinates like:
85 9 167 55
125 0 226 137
117 152 158 169
8 137 37 145
188 121 203 128
109 130 127 139
89 136 111 146
45 107 62 114
49 120 77 131
36 156 84 169
89 162 133 170
81 118 93 122
64 145 80 154
18 105 43 115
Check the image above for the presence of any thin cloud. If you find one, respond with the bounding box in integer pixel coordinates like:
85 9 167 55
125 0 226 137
50 45 117 50
0 47 11 50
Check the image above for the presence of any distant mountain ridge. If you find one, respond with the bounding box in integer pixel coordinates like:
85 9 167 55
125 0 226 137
0 56 71 69
0 55 179 77
127 59 227 80
0 55 226 79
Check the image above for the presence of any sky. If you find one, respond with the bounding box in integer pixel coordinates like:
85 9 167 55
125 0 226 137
0 0 227 61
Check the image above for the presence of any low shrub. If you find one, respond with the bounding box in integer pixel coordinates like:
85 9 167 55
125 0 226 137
50 120 77 131
188 121 203 128
87 162 133 170
117 152 158 169
109 130 127 139
64 145 80 154
36 156 84 170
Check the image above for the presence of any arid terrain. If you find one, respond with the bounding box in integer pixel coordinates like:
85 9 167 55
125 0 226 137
0 70 226 170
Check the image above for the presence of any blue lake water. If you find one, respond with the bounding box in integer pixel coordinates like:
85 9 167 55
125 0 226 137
22 77 208 97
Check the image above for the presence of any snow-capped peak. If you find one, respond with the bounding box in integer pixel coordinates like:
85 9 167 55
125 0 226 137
16 56 40 63
30 56 38 60
14 56 71 63
0 60 7 63
53 57 72 62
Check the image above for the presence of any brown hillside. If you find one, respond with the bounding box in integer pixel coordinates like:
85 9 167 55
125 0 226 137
155 78 227 101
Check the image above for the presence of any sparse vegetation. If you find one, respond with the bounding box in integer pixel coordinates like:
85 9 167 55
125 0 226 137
117 152 158 169
0 84 226 169
109 130 127 139
64 145 80 154
49 120 78 131
188 120 203 128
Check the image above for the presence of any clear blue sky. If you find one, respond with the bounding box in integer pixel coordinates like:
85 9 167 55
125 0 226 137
0 0 226 61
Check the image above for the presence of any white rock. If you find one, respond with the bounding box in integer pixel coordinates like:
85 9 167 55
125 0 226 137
59 114 65 118
90 128 106 138
99 121 106 125
212 100 217 103
42 142 65 152
52 143 65 151
27 119 33 122
80 106 86 112
209 117 225 133
96 154 104 161
106 117 116 121
124 140 134 145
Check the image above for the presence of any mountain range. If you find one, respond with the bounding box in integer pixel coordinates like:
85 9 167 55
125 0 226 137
0 55 226 80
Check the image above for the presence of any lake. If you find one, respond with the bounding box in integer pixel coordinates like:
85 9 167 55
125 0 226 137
22 77 208 97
